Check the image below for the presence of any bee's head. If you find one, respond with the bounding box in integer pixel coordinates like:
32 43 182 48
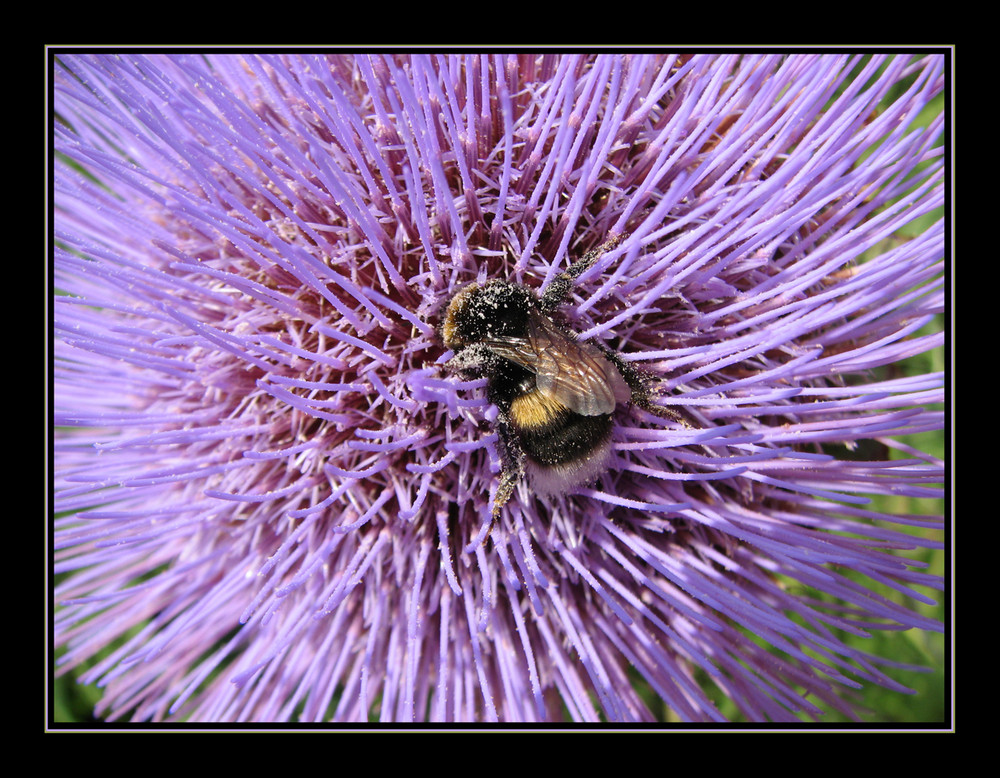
439 280 534 350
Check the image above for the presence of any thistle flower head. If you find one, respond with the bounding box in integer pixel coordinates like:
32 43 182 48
53 53 945 724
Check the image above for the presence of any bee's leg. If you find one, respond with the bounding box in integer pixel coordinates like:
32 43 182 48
638 398 685 424
493 462 521 519
539 232 628 312
605 350 688 426
491 418 525 519
445 342 498 373
478 458 522 546
477 418 526 549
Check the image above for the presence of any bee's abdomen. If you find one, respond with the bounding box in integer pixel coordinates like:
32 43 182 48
510 390 613 466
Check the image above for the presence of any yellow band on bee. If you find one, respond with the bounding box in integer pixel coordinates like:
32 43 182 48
510 390 565 430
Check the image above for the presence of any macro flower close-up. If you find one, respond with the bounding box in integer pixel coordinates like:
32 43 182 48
52 52 947 725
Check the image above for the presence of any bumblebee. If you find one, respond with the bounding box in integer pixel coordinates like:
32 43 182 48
439 233 675 518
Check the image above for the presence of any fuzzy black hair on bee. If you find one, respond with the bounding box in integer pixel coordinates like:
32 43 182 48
439 232 677 520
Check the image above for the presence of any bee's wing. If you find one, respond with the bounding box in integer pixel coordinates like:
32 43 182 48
483 310 630 416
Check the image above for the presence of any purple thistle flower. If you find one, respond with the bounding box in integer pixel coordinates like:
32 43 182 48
52 52 946 725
